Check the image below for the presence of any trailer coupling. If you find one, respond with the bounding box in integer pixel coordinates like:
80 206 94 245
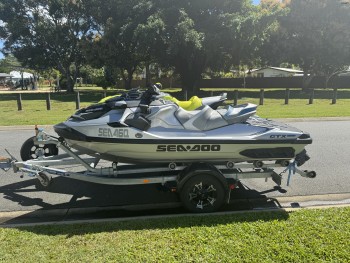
0 149 18 172
0 157 12 172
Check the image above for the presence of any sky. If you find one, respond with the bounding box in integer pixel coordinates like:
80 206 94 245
0 41 3 59
0 0 261 61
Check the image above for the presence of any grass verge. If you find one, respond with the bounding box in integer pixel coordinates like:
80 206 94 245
0 207 349 262
1 90 350 125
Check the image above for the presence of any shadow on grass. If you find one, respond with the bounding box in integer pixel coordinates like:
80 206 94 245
18 209 289 237
0 176 289 233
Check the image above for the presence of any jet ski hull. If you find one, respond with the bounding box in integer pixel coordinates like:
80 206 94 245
64 139 307 163
55 118 311 163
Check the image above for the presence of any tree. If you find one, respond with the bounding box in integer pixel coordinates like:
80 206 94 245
0 0 98 92
82 0 166 89
81 0 283 93
153 0 284 94
0 55 22 73
158 6 205 93
273 0 350 89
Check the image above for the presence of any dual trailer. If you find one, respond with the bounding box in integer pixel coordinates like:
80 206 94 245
0 129 316 213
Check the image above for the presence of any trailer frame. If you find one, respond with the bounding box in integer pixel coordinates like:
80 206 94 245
0 130 316 212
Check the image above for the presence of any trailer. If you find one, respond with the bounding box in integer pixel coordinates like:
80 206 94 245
0 129 316 213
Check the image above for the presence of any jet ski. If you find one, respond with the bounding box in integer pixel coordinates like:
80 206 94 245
54 85 312 165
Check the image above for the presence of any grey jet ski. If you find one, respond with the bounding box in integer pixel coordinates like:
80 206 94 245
54 85 312 165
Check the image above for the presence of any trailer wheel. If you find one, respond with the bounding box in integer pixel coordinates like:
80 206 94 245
36 171 52 190
180 174 226 213
20 136 58 161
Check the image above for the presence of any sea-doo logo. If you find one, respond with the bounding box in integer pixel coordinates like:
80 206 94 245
135 133 143 138
98 128 129 138
156 145 221 152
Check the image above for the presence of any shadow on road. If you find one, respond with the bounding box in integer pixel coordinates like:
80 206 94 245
0 176 288 226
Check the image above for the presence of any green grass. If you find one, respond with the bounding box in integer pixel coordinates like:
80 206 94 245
1 90 350 126
0 92 110 125
239 99 350 119
0 207 349 262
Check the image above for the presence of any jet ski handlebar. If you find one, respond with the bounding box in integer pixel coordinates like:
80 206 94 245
140 85 161 105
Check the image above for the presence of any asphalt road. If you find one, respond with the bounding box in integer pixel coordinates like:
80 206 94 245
0 120 350 216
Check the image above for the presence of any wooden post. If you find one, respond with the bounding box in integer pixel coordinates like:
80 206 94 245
76 91 80 109
103 91 107 98
259 89 264 105
17 94 22 111
46 93 51 110
183 90 188 101
332 88 337 104
285 88 290 105
210 90 214 96
309 89 314 104
234 90 238 106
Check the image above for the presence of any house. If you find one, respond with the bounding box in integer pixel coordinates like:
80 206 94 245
0 72 13 86
247 67 303 78
9 70 34 83
338 67 350 77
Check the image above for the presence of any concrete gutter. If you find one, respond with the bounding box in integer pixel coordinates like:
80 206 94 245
1 203 350 228
0 125 53 131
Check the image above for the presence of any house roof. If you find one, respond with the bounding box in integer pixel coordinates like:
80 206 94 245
250 67 303 74
0 73 13 78
9 71 33 79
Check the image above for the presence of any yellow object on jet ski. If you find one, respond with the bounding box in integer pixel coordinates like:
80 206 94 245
99 94 121 103
98 94 203 110
163 95 202 111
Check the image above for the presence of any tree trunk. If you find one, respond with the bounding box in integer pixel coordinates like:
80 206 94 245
145 63 151 87
66 68 74 93
178 65 202 97
121 67 135 90
177 53 206 97
180 75 200 98
124 77 132 90
302 72 314 92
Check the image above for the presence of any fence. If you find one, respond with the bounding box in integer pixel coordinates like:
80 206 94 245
128 76 350 90
198 76 350 89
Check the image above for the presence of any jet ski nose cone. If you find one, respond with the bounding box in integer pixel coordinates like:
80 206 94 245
53 122 70 138
54 122 86 141
299 133 311 139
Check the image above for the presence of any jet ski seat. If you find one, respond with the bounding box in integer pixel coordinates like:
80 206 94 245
175 105 227 131
175 103 257 131
217 103 257 124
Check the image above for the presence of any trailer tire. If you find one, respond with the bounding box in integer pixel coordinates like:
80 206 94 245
180 173 226 213
20 136 58 161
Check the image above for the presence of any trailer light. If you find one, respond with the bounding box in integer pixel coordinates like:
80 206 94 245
229 184 235 190
143 179 150 183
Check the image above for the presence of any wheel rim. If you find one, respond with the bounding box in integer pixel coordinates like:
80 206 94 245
30 144 53 159
188 182 217 210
